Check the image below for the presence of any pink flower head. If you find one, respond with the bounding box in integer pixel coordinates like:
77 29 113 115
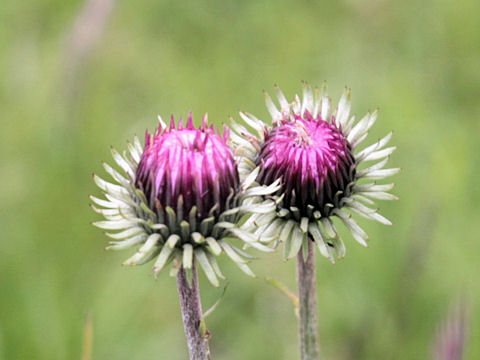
92 112 279 285
136 113 239 222
232 83 399 261
257 111 356 217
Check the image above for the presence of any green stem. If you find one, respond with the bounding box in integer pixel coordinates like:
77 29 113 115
297 240 320 360
176 260 211 360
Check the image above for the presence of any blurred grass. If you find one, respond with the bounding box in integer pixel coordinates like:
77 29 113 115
1 0 479 359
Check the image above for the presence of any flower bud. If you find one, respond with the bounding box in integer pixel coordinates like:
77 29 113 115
92 112 280 286
232 84 399 261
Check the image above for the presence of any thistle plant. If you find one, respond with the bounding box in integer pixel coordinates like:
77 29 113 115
432 302 469 360
232 83 399 360
91 113 279 360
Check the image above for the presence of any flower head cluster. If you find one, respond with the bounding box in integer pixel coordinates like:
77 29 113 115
91 113 279 286
231 83 399 261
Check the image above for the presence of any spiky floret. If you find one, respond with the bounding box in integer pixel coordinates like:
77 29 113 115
231 83 399 262
91 112 280 286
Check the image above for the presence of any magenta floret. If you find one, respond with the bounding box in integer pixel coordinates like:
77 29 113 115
136 113 239 221
256 111 355 217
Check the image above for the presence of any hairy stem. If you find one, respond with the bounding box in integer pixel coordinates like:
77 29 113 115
176 260 211 360
297 240 320 360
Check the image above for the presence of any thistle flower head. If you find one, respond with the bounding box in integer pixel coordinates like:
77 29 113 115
257 110 356 218
432 302 469 360
232 83 399 261
91 112 279 286
135 115 238 222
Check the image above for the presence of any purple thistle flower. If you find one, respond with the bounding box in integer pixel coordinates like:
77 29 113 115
91 112 279 286
257 111 356 218
432 302 469 360
232 83 399 260
135 114 239 223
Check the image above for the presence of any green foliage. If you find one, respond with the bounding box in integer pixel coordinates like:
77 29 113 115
1 0 479 359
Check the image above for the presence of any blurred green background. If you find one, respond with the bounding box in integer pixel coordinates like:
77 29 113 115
1 0 479 359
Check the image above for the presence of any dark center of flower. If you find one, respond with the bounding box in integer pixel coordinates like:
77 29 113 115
256 113 356 217
135 121 239 222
